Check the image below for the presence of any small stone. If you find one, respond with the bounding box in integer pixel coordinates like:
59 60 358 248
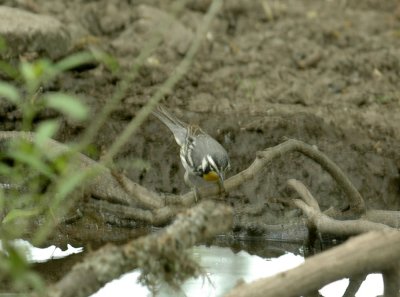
0 6 71 59
112 5 193 56
99 3 130 34
188 92 215 112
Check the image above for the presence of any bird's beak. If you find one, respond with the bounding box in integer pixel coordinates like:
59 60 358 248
218 171 225 182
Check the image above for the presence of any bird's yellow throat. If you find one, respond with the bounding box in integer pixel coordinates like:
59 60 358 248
202 171 220 181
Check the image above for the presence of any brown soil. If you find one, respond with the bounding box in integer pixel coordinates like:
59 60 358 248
2 0 400 228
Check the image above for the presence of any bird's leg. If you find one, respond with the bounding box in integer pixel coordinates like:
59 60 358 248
184 171 200 202
192 187 200 202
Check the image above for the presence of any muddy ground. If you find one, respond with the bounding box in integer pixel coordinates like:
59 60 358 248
1 0 400 229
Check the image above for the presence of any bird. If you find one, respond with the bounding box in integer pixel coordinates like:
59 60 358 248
152 105 230 199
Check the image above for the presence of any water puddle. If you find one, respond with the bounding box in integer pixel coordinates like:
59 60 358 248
4 241 383 296
88 245 382 297
2 239 83 263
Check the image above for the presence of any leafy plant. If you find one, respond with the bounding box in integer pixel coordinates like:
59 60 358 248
0 44 112 292
0 31 156 292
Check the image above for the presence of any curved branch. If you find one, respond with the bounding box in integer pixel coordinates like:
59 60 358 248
363 209 400 229
0 131 165 209
288 179 320 211
3 132 399 234
225 230 400 297
0 132 366 213
287 179 394 235
175 139 366 214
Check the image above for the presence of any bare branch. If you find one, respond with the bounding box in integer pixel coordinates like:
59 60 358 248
0 133 369 214
342 274 367 297
2 132 399 241
225 230 400 297
363 210 400 229
179 139 366 214
46 201 233 297
382 265 400 297
87 198 183 225
110 171 165 209
288 179 394 236
288 179 320 211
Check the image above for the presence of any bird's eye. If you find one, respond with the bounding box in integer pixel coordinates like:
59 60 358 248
204 164 212 174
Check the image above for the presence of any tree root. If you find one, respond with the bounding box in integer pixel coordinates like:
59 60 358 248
226 178 400 297
1 131 399 244
44 201 232 297
288 179 395 235
342 274 367 297
2 130 400 296
225 230 400 297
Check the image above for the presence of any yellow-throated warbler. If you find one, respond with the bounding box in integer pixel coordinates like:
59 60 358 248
152 105 230 195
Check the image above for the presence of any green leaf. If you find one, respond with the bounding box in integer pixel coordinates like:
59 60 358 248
34 59 56 82
0 60 19 79
55 51 95 72
2 208 40 224
56 169 89 203
44 93 88 121
0 82 20 103
19 62 36 83
19 62 39 93
8 150 55 179
35 120 59 147
0 36 7 53
20 59 56 91
0 163 12 176
91 49 120 73
0 189 5 212
20 271 45 292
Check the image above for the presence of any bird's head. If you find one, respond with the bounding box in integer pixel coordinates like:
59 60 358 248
201 154 230 182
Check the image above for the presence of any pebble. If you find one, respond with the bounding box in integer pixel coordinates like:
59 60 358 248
0 6 71 59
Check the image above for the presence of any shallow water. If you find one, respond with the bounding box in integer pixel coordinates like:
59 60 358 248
91 245 304 297
89 245 382 297
10 241 383 297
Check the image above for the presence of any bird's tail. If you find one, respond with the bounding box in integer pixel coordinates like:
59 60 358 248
152 105 188 146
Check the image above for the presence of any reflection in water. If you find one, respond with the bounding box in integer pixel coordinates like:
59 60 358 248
0 239 83 262
92 245 304 297
320 274 383 297
91 245 383 297
3 241 383 297
89 245 378 297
